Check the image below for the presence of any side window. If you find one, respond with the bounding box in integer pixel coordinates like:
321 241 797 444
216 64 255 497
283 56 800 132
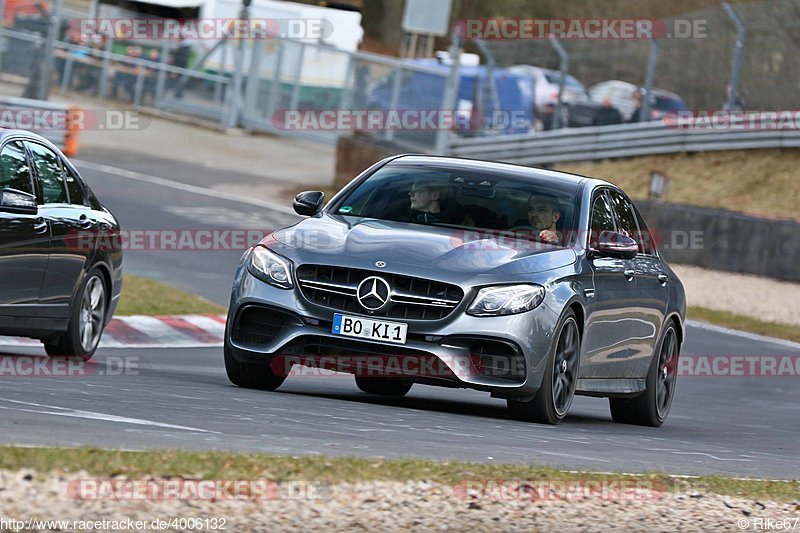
608 190 643 252
28 143 67 204
634 209 657 255
589 192 615 248
0 141 33 194
608 191 639 237
64 165 85 206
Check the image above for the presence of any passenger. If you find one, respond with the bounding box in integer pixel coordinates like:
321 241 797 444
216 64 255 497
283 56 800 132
527 193 562 244
408 178 448 223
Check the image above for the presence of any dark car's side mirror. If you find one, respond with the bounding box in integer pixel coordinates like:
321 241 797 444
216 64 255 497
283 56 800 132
293 190 325 216
0 188 37 214
592 231 638 260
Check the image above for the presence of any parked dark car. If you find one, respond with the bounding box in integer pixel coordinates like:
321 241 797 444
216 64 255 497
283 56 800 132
224 155 685 426
0 130 122 360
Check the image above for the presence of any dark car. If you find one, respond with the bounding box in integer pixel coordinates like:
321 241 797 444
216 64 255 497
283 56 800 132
568 82 690 127
224 156 685 426
0 130 122 360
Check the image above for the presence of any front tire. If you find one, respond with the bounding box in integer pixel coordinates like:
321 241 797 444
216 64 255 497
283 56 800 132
507 311 581 425
355 376 412 397
224 344 286 391
609 323 680 427
44 268 107 361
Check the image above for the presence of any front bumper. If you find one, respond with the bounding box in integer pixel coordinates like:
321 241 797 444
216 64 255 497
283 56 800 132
225 267 561 398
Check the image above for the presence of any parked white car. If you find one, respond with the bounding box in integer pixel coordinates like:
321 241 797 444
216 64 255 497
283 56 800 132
589 80 688 122
509 65 589 129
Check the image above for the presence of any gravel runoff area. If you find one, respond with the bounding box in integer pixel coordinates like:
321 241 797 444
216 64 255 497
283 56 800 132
1 470 798 532
672 264 800 327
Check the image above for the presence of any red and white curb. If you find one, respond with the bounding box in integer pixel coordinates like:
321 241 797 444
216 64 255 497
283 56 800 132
1 315 227 348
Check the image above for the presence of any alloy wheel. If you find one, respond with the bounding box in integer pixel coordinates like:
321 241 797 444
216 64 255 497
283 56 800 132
79 276 106 353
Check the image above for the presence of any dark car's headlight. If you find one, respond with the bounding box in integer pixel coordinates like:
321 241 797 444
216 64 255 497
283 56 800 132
248 246 293 289
467 284 545 316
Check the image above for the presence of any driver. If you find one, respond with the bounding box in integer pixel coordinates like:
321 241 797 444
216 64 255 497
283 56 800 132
527 193 562 244
408 177 448 223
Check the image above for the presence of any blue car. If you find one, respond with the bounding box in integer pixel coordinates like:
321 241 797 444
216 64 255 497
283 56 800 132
368 59 535 136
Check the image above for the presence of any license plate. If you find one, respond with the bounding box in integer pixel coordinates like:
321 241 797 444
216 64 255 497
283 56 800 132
332 314 408 345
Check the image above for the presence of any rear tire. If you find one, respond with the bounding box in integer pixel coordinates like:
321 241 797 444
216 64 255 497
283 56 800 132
224 344 286 391
355 376 412 397
609 323 679 427
507 311 580 425
44 268 107 362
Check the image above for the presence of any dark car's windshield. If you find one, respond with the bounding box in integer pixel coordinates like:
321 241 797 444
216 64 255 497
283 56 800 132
333 163 579 247
653 95 688 112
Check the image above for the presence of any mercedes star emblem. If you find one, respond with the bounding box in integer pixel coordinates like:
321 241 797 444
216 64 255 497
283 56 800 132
356 276 391 311
375 261 386 268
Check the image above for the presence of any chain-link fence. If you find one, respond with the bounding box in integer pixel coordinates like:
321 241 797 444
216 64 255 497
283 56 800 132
483 0 800 111
0 0 798 153
0 24 235 121
236 36 458 148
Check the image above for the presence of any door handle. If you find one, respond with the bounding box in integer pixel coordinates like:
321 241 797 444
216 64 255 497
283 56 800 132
33 217 48 234
658 274 669 286
624 269 635 281
78 215 95 230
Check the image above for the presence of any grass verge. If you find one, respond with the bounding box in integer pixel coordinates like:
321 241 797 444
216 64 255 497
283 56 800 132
0 446 796 502
688 306 800 343
115 274 226 316
557 148 800 221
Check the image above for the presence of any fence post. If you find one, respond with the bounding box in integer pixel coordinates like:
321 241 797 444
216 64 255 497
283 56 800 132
215 40 227 104
133 65 145 106
243 38 264 128
225 8 249 128
338 52 355 111
155 40 169 106
434 34 461 155
37 0 63 100
641 38 659 122
472 38 497 134
385 60 403 141
288 41 306 112
722 2 746 110
59 54 73 93
549 36 568 130
264 40 285 126
97 36 113 99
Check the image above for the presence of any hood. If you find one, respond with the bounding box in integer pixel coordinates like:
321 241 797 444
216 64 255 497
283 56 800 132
266 214 576 279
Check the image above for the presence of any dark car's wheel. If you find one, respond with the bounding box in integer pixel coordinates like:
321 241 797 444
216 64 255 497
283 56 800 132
508 310 580 425
224 343 286 391
355 376 413 397
609 323 679 427
44 268 107 361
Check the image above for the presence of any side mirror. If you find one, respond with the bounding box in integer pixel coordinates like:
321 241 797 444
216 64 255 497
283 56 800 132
0 188 37 214
592 231 638 260
293 190 325 216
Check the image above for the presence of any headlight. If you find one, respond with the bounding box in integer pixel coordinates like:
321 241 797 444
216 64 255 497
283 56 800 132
248 246 293 289
467 284 545 316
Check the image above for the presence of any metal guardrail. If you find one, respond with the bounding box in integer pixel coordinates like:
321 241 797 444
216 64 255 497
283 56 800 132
0 95 78 154
446 121 800 164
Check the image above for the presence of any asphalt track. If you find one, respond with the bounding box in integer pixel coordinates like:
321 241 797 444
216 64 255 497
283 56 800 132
1 151 797 480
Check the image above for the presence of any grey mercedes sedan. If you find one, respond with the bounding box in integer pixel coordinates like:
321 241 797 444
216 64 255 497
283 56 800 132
224 155 685 426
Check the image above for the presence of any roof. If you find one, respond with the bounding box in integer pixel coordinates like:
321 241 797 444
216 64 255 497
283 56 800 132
386 155 590 190
111 0 204 8
404 58 526 79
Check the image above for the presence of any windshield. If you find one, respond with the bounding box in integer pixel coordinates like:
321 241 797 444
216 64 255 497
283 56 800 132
653 95 688 112
333 163 580 247
544 72 584 89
